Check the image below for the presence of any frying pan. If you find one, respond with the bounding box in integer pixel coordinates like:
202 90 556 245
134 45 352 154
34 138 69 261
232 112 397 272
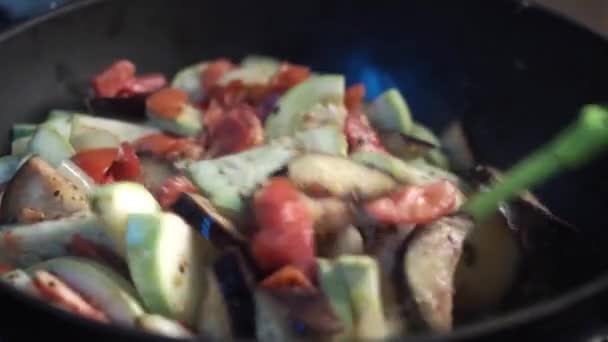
0 0 607 341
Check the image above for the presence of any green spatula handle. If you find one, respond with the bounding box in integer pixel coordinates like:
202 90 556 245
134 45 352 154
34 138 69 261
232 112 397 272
463 105 608 222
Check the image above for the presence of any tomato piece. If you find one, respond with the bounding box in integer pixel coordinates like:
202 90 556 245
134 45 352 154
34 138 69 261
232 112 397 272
133 133 180 155
252 227 315 276
146 88 189 119
205 104 263 158
33 270 109 323
260 265 314 290
71 148 119 184
0 263 13 274
344 112 386 153
254 178 309 231
365 180 459 225
345 83 366 113
270 63 311 93
156 176 198 209
92 60 136 98
202 59 236 91
109 143 141 182
252 178 315 276
118 73 167 97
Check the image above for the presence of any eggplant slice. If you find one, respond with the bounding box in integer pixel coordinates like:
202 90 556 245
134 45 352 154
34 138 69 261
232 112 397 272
172 193 247 249
398 215 472 333
255 288 343 341
0 157 89 224
86 95 148 120
138 155 178 195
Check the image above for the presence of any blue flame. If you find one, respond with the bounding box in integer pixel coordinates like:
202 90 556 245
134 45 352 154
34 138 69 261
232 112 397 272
346 51 397 100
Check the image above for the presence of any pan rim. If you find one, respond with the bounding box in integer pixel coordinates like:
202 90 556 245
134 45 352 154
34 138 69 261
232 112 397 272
0 0 606 340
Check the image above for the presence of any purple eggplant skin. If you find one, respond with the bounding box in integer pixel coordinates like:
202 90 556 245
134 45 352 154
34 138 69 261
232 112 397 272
171 193 247 250
254 287 344 341
213 247 257 339
86 95 148 120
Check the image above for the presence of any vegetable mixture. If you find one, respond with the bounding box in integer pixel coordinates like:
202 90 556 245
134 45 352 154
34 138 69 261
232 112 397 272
0 56 570 340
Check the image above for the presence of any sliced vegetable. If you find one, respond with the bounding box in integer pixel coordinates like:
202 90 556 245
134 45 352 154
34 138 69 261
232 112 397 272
366 88 413 134
135 314 194 339
197 269 233 340
218 60 280 87
42 111 73 141
211 248 256 339
293 125 348 156
351 151 461 186
379 131 437 161
125 212 215 324
0 157 88 224
70 114 159 143
56 160 95 194
27 126 75 167
288 154 397 199
118 73 167 97
0 215 116 267
90 182 160 256
70 125 120 151
108 143 141 182
334 255 389 340
187 144 296 218
317 258 353 339
265 75 346 139
254 287 343 341
146 88 203 137
28 257 145 326
32 269 109 323
171 192 247 248
398 215 471 332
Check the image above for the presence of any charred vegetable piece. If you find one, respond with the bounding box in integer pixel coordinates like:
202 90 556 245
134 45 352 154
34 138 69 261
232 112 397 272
212 248 257 339
398 215 471 332
0 214 116 268
254 287 343 341
135 314 195 339
0 157 89 224
28 257 145 326
288 154 397 199
171 192 247 249
125 212 215 325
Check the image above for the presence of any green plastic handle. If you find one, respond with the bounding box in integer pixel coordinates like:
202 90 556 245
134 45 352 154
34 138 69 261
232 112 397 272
463 105 608 222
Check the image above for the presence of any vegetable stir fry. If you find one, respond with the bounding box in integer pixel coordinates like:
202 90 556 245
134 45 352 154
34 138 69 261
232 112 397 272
0 56 572 340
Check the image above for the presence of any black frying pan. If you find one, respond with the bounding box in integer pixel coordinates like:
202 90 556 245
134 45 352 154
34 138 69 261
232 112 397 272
0 0 607 341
